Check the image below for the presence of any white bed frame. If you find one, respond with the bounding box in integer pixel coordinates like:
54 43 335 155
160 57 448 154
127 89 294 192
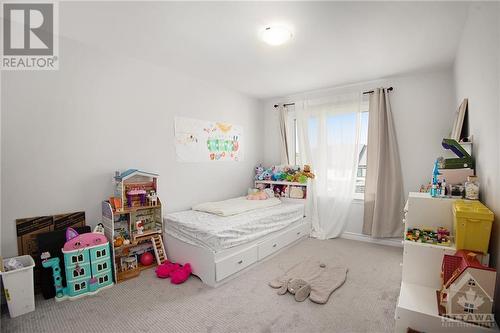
165 181 311 287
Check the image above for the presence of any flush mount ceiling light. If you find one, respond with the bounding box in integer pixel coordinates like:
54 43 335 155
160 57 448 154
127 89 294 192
261 26 293 46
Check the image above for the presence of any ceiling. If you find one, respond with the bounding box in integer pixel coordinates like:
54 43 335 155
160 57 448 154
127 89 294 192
61 2 470 99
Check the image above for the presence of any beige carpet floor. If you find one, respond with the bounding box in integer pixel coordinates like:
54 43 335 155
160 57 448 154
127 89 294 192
1 238 402 333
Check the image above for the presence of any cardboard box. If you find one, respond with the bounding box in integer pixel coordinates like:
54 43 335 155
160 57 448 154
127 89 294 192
16 212 86 289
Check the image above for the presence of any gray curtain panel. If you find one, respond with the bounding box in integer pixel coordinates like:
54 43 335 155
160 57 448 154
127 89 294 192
278 105 290 165
362 88 404 238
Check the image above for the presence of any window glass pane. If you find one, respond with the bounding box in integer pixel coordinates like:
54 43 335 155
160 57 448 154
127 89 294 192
308 117 319 148
327 112 357 145
356 112 369 194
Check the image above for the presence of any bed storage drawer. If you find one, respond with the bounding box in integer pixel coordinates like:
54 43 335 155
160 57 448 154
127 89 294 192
258 223 308 260
215 247 258 281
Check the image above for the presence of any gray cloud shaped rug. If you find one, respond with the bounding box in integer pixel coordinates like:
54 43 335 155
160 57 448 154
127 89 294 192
269 260 348 304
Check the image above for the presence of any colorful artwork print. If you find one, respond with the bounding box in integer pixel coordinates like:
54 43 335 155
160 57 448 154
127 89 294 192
175 117 243 162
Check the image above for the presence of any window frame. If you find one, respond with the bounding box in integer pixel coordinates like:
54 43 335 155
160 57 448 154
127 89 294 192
286 99 369 200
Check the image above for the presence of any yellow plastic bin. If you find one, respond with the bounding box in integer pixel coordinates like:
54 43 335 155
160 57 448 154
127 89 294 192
453 200 494 254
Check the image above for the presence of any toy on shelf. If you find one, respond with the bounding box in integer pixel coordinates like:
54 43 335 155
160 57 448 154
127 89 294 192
139 252 154 266
135 220 145 235
405 227 451 246
254 164 315 184
147 191 158 206
102 169 166 283
121 256 138 272
441 138 474 169
438 250 496 327
430 160 442 197
41 227 113 301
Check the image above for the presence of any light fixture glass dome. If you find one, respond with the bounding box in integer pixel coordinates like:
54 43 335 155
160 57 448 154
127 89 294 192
261 26 292 46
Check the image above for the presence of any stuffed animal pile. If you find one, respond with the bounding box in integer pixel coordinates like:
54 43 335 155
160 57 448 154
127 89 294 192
254 164 315 184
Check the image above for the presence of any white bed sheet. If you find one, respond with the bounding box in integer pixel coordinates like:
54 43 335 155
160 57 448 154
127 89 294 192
192 196 282 216
164 202 305 252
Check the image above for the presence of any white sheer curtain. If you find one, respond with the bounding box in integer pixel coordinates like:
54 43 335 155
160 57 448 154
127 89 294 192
296 92 362 239
277 105 291 165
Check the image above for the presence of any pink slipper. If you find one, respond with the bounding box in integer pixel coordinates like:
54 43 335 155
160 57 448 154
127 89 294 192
170 263 192 284
155 261 180 279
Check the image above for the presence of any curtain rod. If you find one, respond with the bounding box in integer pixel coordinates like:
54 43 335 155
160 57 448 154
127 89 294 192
273 87 394 108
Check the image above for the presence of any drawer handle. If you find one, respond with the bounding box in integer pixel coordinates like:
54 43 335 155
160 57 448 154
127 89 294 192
272 244 277 248
237 260 243 264
297 232 301 235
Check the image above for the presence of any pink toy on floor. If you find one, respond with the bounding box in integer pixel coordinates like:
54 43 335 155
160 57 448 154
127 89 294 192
155 261 180 279
170 263 192 284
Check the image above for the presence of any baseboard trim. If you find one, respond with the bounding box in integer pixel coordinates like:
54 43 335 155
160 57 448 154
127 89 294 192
340 231 403 247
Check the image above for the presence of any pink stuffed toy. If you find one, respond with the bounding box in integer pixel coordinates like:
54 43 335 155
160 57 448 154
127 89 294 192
155 261 180 279
170 263 192 284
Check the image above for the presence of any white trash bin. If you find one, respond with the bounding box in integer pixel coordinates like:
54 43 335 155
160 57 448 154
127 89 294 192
1 255 36 317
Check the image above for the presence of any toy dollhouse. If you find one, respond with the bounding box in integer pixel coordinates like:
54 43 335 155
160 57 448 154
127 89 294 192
42 227 113 301
438 250 496 326
102 169 166 282
113 169 159 209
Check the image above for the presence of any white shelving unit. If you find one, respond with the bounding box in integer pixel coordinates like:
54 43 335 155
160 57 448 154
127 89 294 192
254 180 311 217
395 192 498 332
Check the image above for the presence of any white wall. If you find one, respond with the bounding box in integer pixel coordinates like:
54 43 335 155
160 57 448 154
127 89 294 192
453 1 500 319
1 39 263 257
264 67 457 235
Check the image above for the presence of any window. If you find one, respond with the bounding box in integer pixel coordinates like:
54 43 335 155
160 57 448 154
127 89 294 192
96 249 107 258
464 302 474 313
287 98 369 199
98 275 109 284
74 281 85 291
355 111 369 197
72 254 84 263
73 267 85 278
97 262 108 271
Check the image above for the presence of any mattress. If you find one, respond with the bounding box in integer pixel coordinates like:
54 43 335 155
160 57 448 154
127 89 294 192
164 202 305 252
193 196 282 216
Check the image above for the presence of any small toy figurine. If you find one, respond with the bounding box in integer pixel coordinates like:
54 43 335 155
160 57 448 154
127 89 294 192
136 220 144 235
94 223 105 234
147 190 158 206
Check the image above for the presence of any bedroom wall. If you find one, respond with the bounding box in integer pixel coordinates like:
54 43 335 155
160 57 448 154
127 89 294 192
453 1 500 319
1 40 263 257
264 67 457 235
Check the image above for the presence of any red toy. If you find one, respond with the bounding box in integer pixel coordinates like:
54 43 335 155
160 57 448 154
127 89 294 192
139 252 154 266
170 263 192 284
155 261 180 279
